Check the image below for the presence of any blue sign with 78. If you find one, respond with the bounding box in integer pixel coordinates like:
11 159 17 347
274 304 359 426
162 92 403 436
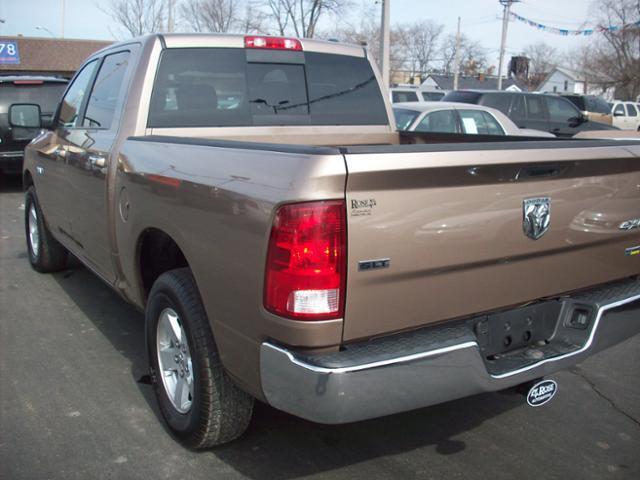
0 41 21 64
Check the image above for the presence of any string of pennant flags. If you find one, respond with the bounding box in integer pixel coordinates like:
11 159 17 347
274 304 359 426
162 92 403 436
510 11 640 36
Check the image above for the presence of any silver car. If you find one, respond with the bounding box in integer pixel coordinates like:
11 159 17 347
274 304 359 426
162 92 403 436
394 101 555 137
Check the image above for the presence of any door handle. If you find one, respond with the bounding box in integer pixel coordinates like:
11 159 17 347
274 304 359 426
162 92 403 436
88 154 106 168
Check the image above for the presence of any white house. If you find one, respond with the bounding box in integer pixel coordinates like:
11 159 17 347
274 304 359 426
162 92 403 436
537 67 615 100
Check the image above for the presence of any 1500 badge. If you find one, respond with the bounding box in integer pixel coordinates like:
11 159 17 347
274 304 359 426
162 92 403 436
619 218 640 231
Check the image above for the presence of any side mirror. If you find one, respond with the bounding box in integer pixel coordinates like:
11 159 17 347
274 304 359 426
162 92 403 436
9 103 42 128
613 110 625 117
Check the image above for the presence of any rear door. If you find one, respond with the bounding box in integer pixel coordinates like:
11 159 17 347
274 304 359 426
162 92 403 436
625 103 639 130
545 95 581 137
524 95 550 133
342 142 640 341
612 102 627 129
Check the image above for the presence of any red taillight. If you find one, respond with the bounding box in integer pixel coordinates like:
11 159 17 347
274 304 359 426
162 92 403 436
245 36 303 51
264 201 346 320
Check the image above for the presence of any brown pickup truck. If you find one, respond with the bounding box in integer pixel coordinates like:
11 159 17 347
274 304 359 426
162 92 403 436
21 34 640 448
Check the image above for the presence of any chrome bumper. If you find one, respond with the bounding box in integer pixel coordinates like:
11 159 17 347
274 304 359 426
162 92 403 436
260 280 640 424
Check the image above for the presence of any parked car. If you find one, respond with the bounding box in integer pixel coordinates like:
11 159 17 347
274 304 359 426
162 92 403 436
0 76 68 175
22 33 640 448
390 87 445 103
393 101 555 137
611 101 640 131
442 90 618 137
556 93 612 125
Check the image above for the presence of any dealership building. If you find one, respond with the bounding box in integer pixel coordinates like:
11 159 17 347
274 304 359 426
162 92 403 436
0 36 112 78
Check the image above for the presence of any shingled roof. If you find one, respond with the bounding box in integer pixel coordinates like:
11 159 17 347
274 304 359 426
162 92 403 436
424 74 528 92
0 36 112 77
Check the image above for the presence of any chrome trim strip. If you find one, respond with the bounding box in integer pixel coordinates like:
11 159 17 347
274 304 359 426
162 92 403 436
266 341 479 375
0 151 23 158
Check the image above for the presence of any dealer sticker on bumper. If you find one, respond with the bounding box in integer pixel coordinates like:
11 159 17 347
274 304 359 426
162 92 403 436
527 379 558 407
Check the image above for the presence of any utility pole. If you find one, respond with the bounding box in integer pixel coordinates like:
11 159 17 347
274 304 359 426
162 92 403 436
60 0 65 38
167 0 174 32
453 16 461 90
379 0 391 88
497 0 519 90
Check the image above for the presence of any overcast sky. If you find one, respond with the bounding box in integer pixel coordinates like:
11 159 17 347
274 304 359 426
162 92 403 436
0 0 596 68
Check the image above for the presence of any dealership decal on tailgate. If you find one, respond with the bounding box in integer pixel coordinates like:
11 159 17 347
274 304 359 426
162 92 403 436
527 379 557 407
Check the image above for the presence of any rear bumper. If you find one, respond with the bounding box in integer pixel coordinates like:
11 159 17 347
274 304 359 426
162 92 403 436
0 151 24 174
260 278 640 424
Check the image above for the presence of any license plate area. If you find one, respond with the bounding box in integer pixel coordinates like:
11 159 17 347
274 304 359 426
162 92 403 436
474 301 562 359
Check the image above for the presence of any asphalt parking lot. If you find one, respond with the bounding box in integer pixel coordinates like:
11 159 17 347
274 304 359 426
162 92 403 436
1 175 639 480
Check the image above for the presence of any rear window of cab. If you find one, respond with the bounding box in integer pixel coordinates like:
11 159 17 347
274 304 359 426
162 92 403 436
148 48 389 128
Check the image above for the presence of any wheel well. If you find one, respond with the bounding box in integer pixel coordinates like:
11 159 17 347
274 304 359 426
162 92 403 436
23 170 34 191
138 229 189 300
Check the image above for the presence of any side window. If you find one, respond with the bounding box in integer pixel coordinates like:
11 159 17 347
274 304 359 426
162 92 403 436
57 60 99 128
458 109 489 134
613 103 625 116
392 91 419 103
481 111 505 135
421 91 444 101
247 63 308 124
414 110 459 133
526 95 546 120
585 96 595 111
546 96 579 123
626 103 638 117
510 94 526 118
593 97 611 114
82 51 131 129
481 93 511 115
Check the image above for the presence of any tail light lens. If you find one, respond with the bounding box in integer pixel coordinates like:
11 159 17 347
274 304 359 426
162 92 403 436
264 201 346 320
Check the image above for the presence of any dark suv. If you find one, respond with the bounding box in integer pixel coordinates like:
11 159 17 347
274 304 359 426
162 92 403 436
0 76 68 174
557 93 612 125
442 90 618 137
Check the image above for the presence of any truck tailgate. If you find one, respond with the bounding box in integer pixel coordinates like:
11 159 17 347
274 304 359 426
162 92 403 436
343 142 640 341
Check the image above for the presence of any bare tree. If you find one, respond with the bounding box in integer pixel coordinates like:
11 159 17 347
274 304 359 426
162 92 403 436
520 41 560 89
584 0 640 99
262 0 347 38
264 0 292 35
401 20 444 79
439 33 488 75
103 0 165 37
237 1 269 33
523 42 559 76
329 9 406 75
180 0 240 32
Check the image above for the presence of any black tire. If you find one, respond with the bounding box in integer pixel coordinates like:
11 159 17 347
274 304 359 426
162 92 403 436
146 268 254 448
25 186 68 272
